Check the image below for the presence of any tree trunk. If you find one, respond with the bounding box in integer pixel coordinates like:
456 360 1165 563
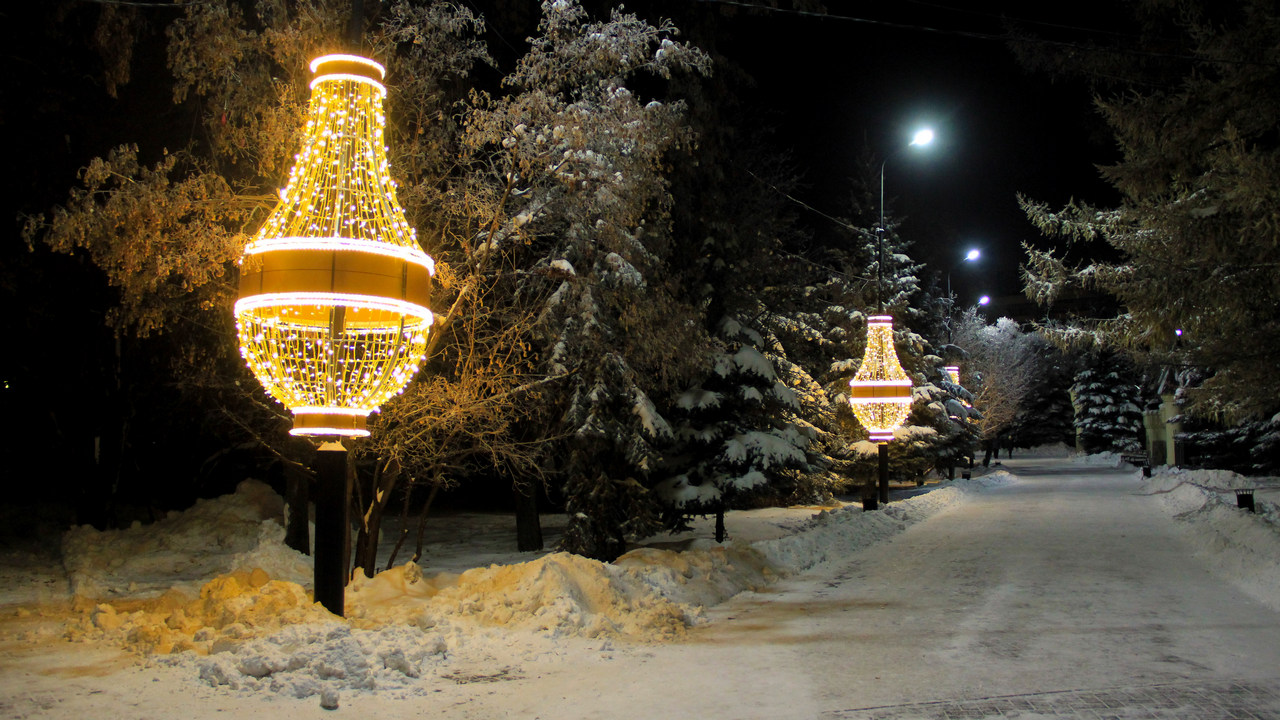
352 458 400 578
714 504 726 543
284 462 311 555
514 481 543 552
403 481 440 565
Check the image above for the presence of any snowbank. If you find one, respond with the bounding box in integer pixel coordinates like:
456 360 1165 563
1142 466 1280 612
61 480 311 599
53 472 1016 700
1072 449 1125 467
757 471 1017 571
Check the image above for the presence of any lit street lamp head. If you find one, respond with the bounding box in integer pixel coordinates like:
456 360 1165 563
978 295 991 306
911 127 935 147
965 248 980 262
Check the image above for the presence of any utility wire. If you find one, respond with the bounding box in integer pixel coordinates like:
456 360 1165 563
694 0 1280 69
885 0 1141 41
744 168 874 239
72 0 207 6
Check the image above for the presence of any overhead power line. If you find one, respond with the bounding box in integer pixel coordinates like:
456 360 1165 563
693 0 1280 69
73 0 207 6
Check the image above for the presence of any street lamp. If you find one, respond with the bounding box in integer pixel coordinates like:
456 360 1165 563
978 295 991 306
852 127 932 508
849 315 914 505
945 248 980 343
877 126 935 311
234 52 434 617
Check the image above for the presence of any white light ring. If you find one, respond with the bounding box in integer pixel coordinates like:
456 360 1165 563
290 427 371 438
244 237 436 276
235 292 435 325
309 73 387 95
293 406 373 417
848 397 914 405
310 54 386 78
849 380 913 387
866 315 895 324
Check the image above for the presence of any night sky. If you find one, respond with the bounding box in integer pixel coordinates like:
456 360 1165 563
692 0 1120 308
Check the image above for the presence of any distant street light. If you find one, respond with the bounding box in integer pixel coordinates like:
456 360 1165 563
978 295 991 306
945 247 980 343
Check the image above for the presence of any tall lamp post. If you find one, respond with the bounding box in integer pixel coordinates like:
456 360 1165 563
877 127 934 311
234 23 434 615
945 248 980 343
851 127 934 506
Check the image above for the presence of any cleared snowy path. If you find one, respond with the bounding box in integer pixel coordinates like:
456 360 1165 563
462 456 1280 719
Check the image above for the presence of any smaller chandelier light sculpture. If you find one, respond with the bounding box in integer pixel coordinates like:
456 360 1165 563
944 366 960 385
848 315 914 442
235 54 434 437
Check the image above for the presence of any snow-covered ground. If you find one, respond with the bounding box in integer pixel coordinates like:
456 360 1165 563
1 449 1277 718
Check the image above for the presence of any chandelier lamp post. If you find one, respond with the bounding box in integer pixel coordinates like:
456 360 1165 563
234 45 433 615
944 366 961 385
851 127 932 506
849 315 915 505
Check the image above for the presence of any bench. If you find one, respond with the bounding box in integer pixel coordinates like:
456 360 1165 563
1121 454 1152 477
1235 488 1256 512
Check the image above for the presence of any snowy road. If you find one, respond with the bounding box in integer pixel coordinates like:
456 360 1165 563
437 456 1280 719
5 456 1280 719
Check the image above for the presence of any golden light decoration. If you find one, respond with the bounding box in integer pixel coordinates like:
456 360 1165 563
944 366 960 385
848 315 914 443
235 54 435 437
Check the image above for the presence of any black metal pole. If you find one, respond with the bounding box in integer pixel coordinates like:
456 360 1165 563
347 0 364 48
878 442 889 504
878 160 886 314
313 441 350 617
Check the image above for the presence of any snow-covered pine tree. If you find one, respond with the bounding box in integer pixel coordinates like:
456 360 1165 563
1016 0 1280 425
1071 356 1144 454
658 318 809 541
463 0 712 561
756 257 870 498
909 366 980 478
1008 342 1081 450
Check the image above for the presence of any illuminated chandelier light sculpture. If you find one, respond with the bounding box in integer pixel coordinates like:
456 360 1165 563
235 54 435 437
944 366 960 385
848 315 914 442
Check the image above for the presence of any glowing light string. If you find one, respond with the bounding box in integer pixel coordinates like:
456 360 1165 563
235 54 435 437
848 315 914 443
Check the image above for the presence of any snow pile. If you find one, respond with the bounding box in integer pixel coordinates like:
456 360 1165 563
1142 467 1280 612
184 622 446 699
61 480 310 599
1072 450 1125 467
1025 443 1074 458
346 550 709 641
757 470 1017 572
66 567 337 655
